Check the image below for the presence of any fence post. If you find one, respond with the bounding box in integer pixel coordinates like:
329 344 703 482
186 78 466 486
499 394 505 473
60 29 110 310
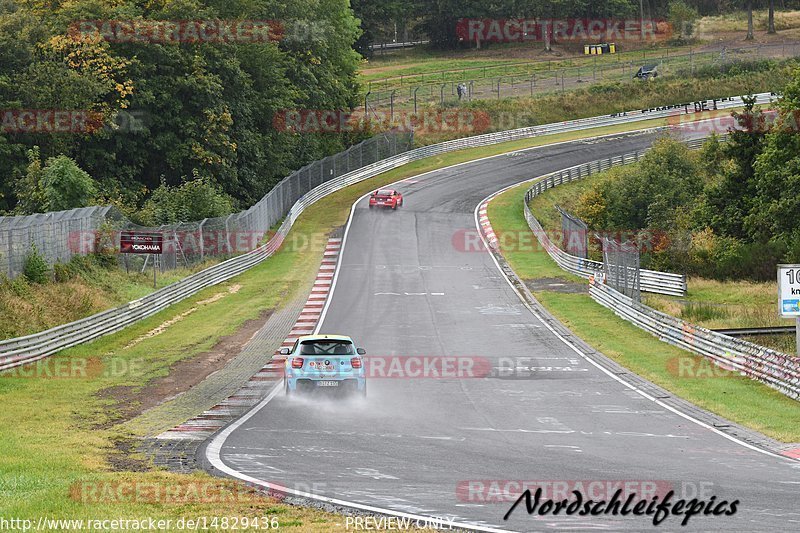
198 218 206 262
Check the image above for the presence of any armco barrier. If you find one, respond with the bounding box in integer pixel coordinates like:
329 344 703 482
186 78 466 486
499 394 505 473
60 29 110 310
0 93 774 370
589 279 800 400
521 142 712 296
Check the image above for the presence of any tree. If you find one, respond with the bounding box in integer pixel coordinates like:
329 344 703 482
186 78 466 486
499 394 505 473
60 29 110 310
585 138 702 232
745 70 800 247
667 0 699 42
40 155 98 211
700 95 766 238
745 1 754 40
0 0 365 215
768 0 776 34
13 147 46 214
137 176 234 226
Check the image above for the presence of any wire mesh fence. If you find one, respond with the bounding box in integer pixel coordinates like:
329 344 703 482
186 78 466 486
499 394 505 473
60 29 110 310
601 235 641 302
0 131 413 279
364 42 798 113
556 205 588 259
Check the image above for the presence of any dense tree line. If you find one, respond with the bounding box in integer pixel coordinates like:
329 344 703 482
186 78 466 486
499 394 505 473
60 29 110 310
570 72 800 281
352 1 800 50
0 0 364 223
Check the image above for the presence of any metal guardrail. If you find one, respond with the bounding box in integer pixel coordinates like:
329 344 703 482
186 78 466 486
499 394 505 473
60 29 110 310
590 279 800 401
712 326 797 337
522 147 695 296
0 92 775 371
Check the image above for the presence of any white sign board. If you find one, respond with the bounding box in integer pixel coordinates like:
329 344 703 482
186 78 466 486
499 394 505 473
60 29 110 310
778 264 800 317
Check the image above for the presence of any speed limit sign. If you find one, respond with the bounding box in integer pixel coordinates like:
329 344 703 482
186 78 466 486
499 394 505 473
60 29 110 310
778 264 800 317
778 264 800 356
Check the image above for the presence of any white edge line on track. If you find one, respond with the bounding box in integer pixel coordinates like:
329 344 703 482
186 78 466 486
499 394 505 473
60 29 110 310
205 118 782 533
314 121 690 334
474 180 795 463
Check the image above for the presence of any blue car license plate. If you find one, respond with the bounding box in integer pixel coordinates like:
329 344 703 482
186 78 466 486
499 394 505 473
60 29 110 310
317 380 339 387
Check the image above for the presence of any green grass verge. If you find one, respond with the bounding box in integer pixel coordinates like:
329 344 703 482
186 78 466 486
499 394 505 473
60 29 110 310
0 260 225 339
489 181 800 443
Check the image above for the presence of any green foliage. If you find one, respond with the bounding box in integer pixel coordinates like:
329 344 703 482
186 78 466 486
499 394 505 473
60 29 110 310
40 155 98 212
680 301 728 322
93 222 119 268
13 148 46 214
22 244 50 284
0 0 364 213
414 0 641 48
53 261 76 282
668 0 700 42
137 176 235 225
580 138 702 231
566 73 800 281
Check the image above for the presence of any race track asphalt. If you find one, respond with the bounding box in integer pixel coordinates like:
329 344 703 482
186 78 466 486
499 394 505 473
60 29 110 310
213 130 800 531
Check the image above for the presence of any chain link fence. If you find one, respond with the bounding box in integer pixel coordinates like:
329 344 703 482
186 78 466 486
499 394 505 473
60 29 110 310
0 206 123 278
365 42 798 113
0 132 413 279
601 235 641 302
556 205 588 259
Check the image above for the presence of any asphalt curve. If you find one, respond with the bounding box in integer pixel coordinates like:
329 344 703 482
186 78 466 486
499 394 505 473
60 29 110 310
213 131 800 531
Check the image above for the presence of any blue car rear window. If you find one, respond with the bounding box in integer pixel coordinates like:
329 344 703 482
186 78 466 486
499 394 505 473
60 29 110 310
299 341 355 355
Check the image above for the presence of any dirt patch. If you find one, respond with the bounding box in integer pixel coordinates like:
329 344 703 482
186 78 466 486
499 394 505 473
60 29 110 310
121 284 242 351
98 307 272 428
107 438 151 472
526 277 587 294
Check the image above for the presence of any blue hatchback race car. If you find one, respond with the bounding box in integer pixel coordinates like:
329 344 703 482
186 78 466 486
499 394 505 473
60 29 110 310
281 334 367 397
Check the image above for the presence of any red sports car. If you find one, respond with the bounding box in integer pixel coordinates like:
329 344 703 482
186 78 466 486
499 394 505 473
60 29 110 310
369 189 403 209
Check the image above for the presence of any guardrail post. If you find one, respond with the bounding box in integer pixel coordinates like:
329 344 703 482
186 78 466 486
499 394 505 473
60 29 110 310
795 317 800 356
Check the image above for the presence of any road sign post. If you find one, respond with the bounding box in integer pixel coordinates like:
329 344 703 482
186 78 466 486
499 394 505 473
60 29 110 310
120 231 164 289
777 264 800 355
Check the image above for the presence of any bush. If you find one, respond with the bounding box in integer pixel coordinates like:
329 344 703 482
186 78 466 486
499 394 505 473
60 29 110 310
23 244 50 284
137 176 235 226
53 261 76 282
40 156 99 212
668 0 699 42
